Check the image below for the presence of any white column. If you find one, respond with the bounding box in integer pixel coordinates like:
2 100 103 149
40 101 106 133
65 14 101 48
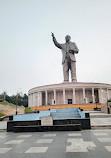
35 93 38 107
107 89 109 100
31 93 33 106
92 88 95 103
98 88 102 103
37 92 39 106
73 88 76 104
63 89 66 104
33 93 36 107
39 91 42 106
28 94 30 107
54 89 56 104
32 93 34 106
109 89 111 99
41 92 42 105
83 88 85 103
45 90 48 105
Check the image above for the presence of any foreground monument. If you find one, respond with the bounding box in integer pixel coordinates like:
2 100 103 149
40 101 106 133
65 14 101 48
7 34 111 133
28 34 111 107
52 33 79 82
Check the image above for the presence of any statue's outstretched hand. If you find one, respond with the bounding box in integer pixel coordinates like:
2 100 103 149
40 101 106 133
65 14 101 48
51 32 55 38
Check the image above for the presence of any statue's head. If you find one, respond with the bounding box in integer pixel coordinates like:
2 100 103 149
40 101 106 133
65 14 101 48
65 35 71 42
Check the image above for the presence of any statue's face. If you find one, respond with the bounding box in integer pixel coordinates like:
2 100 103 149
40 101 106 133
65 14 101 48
65 35 71 42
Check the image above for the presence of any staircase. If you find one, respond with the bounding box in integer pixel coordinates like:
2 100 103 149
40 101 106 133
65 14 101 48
7 108 91 132
50 108 81 120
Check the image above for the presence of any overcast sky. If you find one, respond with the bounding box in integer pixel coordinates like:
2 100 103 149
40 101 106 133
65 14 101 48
0 0 111 95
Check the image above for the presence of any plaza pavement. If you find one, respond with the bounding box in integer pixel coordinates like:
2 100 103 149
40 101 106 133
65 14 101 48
0 121 7 131
0 130 111 158
87 111 111 128
0 110 111 157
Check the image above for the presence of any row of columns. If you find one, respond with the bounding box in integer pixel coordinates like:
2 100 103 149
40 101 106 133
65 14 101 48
44 88 97 106
29 88 110 106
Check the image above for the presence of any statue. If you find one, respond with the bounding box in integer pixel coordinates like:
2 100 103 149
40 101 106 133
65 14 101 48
51 33 79 82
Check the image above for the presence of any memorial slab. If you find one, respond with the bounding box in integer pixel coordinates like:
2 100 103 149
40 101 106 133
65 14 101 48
41 117 53 126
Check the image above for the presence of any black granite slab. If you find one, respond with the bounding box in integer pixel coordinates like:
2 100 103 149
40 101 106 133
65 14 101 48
13 124 81 132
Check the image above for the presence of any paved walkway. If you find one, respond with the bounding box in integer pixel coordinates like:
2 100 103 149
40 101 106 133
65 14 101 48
0 111 111 157
0 121 7 130
86 111 111 127
85 110 111 117
0 130 111 157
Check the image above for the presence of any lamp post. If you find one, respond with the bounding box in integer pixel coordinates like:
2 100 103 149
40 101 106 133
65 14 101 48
16 93 19 115
16 92 22 115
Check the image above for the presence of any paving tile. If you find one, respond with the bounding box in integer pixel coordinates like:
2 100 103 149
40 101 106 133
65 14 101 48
25 147 48 153
36 139 53 143
0 148 12 153
93 133 107 136
98 138 111 142
105 146 111 152
18 135 32 138
66 138 96 152
5 140 24 144
43 134 56 137
0 135 7 138
67 138 84 147
66 147 88 152
68 133 81 136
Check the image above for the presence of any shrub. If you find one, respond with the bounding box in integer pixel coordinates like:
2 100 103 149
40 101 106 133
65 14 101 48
25 107 33 113
0 113 5 117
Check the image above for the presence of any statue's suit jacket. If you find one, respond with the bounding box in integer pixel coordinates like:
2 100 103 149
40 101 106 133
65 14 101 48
53 37 79 64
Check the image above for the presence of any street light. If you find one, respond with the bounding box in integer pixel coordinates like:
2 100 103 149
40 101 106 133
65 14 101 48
16 93 22 115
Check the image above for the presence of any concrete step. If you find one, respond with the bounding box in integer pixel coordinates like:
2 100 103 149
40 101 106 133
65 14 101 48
51 114 80 117
50 112 80 117
91 125 111 129
50 112 79 115
56 109 79 112
52 116 81 120
51 112 81 119
0 129 6 132
13 124 81 132
91 115 111 118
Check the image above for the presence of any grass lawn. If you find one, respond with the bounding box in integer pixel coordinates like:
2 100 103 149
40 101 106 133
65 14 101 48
0 102 16 106
0 102 31 114
0 113 5 117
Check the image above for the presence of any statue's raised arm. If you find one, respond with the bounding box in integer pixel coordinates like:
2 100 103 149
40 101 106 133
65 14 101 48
51 32 62 49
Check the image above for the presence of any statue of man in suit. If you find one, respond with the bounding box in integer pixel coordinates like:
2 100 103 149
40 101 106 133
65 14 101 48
51 33 79 82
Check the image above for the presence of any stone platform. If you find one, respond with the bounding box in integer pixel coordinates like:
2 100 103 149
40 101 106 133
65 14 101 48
7 118 91 132
7 108 91 132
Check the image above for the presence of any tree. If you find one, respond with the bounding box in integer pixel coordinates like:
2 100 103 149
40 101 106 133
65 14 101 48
0 91 7 101
2 91 7 100
0 92 28 107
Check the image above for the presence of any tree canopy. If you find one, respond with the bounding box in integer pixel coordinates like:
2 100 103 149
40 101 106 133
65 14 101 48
0 92 28 107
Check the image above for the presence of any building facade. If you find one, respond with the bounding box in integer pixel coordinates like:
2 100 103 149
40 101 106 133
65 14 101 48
28 82 111 107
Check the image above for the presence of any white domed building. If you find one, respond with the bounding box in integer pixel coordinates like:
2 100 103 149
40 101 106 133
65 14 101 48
28 82 111 107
